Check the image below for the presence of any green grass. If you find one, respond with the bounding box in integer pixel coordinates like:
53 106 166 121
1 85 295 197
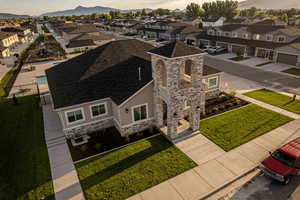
282 68 300 76
75 135 196 200
229 56 250 61
0 95 54 199
256 61 273 67
244 89 300 114
200 104 293 151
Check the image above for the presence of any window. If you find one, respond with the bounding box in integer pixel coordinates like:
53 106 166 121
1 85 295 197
254 34 260 40
224 32 230 37
90 103 107 118
208 77 218 88
184 60 192 76
278 36 286 42
232 32 238 38
66 109 84 123
132 104 148 122
243 34 248 39
184 100 191 109
266 35 273 41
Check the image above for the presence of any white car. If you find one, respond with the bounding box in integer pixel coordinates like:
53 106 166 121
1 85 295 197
208 46 226 54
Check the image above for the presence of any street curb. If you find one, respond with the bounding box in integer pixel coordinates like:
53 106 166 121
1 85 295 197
199 167 259 200
206 55 300 79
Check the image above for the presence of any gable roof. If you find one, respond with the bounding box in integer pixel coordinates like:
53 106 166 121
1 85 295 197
66 39 96 48
46 39 220 109
62 24 99 34
149 41 203 58
46 39 155 109
70 32 115 42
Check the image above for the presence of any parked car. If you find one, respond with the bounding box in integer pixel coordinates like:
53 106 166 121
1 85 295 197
202 45 213 52
208 46 226 54
260 137 300 184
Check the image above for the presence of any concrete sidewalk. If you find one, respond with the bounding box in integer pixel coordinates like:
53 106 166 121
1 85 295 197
43 104 85 200
237 94 300 120
128 118 300 200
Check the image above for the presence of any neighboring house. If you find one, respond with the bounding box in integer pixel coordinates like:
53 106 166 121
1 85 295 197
59 24 101 43
0 45 10 58
0 32 19 50
186 20 300 67
1 27 32 43
66 32 116 52
138 21 201 41
46 39 222 144
202 17 226 28
109 19 141 34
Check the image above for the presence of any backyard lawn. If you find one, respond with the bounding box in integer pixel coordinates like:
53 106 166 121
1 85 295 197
200 104 293 151
244 89 300 114
0 95 54 199
282 68 300 77
75 135 196 200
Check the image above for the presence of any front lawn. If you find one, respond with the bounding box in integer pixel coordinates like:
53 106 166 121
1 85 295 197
244 89 300 114
282 68 300 76
75 135 196 200
200 104 293 151
0 95 54 199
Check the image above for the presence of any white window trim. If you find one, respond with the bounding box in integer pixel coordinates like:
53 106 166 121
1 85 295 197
254 34 260 40
266 34 273 41
278 36 286 42
208 76 219 89
65 107 85 125
131 103 149 123
184 100 191 110
89 102 108 119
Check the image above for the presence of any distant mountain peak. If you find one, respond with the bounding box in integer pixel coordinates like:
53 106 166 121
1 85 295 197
239 0 300 9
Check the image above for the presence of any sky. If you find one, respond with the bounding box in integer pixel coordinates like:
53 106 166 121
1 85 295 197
0 0 243 16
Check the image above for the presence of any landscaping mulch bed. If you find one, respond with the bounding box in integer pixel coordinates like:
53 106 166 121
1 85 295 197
200 93 249 120
229 56 250 61
68 127 160 162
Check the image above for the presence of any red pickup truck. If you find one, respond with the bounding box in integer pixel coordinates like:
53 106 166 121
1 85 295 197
260 137 300 184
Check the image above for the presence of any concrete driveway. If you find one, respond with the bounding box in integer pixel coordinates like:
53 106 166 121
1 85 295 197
262 63 296 73
231 173 300 200
205 55 300 95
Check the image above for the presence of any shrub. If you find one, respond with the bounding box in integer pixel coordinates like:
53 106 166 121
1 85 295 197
229 91 236 97
219 105 225 110
80 145 88 152
94 143 102 151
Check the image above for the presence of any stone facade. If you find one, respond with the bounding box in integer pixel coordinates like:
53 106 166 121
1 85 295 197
120 119 155 137
64 118 113 139
151 53 205 140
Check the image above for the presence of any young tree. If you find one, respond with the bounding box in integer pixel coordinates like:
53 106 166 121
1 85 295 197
280 13 289 23
186 3 203 18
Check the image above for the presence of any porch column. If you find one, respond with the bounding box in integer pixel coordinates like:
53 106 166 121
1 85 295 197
154 96 164 128
297 56 300 67
244 46 248 57
273 51 279 63
254 48 258 57
190 95 202 132
228 44 232 53
167 104 178 139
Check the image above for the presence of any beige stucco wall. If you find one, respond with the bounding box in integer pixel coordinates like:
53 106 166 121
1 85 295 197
58 98 113 130
119 82 155 126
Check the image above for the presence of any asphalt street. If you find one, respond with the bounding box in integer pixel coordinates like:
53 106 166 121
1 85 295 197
231 172 300 200
204 55 300 95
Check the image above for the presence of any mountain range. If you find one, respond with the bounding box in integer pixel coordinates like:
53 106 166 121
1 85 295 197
239 0 300 9
40 6 152 17
0 13 30 19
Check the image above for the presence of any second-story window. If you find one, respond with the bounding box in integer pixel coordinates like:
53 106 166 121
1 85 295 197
278 36 286 42
232 32 238 38
266 35 273 41
243 34 248 39
254 34 260 40
90 103 107 118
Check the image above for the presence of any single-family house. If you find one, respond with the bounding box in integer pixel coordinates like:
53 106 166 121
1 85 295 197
46 39 222 144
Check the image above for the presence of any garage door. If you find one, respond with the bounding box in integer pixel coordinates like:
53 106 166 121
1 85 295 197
277 53 298 66
232 45 245 54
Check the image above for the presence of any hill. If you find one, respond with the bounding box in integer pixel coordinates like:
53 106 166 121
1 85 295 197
239 0 300 9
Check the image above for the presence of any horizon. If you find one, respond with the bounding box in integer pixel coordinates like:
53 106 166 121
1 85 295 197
0 0 243 16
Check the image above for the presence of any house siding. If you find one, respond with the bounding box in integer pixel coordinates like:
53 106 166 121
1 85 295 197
119 82 155 126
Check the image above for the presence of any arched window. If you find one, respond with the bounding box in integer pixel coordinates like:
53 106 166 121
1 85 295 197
184 60 192 77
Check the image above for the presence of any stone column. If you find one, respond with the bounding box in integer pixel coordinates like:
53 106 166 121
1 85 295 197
154 96 164 128
167 104 178 139
190 95 201 132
